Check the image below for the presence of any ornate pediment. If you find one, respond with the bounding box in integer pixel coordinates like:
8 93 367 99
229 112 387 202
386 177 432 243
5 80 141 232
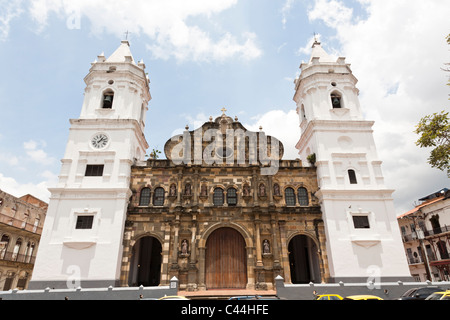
164 112 284 167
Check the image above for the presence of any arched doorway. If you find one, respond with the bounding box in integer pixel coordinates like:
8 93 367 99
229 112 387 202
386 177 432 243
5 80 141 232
205 227 247 289
129 236 162 287
288 235 321 284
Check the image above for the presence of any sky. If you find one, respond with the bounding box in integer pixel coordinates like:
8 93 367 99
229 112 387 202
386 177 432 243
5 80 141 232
0 0 448 216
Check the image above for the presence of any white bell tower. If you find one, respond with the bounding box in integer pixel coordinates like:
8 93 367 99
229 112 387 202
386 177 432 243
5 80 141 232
295 41 411 283
30 41 150 289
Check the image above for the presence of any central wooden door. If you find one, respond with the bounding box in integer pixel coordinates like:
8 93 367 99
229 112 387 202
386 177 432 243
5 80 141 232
205 227 247 289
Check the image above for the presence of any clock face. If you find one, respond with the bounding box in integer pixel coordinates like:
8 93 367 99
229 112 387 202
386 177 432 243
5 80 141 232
91 133 109 149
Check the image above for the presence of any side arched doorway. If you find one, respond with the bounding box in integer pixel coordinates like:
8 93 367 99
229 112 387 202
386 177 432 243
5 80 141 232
129 236 162 287
288 235 321 284
205 227 247 289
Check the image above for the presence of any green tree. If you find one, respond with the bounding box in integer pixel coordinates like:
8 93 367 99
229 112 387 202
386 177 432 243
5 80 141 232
415 111 450 177
414 35 450 177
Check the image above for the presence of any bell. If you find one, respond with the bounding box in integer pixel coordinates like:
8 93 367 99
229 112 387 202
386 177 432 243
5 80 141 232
103 95 113 108
332 97 341 107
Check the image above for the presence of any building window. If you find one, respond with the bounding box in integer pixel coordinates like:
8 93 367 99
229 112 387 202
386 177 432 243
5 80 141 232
153 187 165 206
352 216 370 229
331 92 342 109
76 216 94 230
102 90 114 109
0 235 10 259
139 187 151 206
85 165 104 177
12 239 22 261
437 240 449 260
348 169 357 184
227 188 237 206
297 187 309 206
213 188 224 206
285 187 296 206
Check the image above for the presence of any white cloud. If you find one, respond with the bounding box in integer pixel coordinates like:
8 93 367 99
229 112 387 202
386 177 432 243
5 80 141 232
0 0 23 40
26 0 262 62
281 0 298 28
308 0 353 28
0 173 52 202
0 153 19 166
244 109 300 160
23 139 56 165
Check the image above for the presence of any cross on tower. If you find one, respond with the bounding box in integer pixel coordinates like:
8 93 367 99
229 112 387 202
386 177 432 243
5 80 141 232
221 107 227 115
313 32 320 44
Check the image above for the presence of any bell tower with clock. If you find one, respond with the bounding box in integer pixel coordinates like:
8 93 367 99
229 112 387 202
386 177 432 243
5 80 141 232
30 41 150 289
294 41 412 283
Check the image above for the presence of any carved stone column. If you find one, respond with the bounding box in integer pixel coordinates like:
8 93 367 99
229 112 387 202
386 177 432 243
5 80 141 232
197 247 206 290
270 217 281 267
255 215 263 267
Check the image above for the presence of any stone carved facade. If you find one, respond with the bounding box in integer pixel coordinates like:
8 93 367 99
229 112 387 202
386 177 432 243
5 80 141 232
121 114 328 291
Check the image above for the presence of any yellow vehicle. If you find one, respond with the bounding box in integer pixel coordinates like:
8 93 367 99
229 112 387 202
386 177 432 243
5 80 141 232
343 295 383 300
425 290 450 300
316 294 343 300
158 295 190 300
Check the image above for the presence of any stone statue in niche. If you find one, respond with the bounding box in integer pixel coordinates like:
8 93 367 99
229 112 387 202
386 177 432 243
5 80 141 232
185 183 191 196
181 239 189 255
259 183 266 197
169 184 177 197
263 239 270 254
243 184 250 197
273 183 280 196
201 184 208 197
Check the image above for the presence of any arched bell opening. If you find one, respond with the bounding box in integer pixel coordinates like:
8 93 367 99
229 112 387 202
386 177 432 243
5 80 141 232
330 91 342 109
102 89 114 109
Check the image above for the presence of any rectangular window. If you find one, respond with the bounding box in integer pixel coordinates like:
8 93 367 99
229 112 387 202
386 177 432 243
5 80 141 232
227 188 237 206
213 188 224 206
348 170 358 184
85 165 104 177
75 216 94 230
352 216 370 229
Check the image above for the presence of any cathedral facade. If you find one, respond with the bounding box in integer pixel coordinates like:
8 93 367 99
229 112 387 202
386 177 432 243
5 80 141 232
30 39 412 291
121 113 328 290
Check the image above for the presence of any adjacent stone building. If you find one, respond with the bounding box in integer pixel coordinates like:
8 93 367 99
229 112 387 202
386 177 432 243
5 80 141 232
0 190 47 290
398 188 450 282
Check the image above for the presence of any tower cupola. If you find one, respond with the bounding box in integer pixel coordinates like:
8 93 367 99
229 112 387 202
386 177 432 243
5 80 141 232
80 40 151 132
294 41 362 133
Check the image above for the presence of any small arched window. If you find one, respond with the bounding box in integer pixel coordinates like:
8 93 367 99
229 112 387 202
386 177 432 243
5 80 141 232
331 92 342 109
153 187 165 206
348 169 357 184
0 235 10 259
297 187 309 206
102 90 114 109
12 239 22 261
27 243 35 264
213 188 224 206
227 188 237 206
437 240 449 259
285 188 296 206
139 187 151 206
300 104 306 121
